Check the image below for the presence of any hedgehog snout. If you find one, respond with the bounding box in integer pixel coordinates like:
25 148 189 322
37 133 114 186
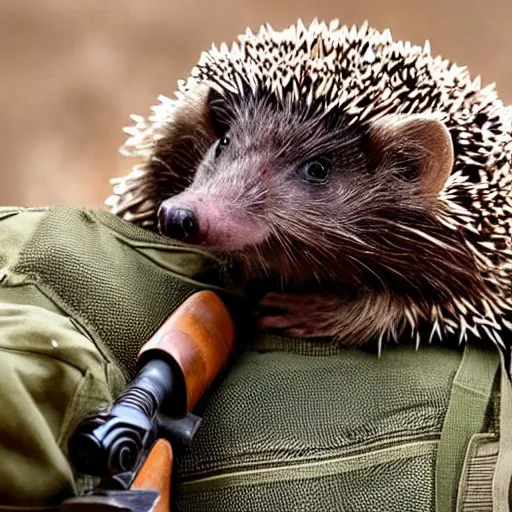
158 192 271 251
158 202 200 242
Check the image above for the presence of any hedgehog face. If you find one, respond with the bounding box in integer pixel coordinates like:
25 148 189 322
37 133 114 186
158 95 369 253
157 91 482 301
157 94 365 251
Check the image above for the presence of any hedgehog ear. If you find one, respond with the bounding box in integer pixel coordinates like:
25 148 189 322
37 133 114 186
367 115 454 197
206 87 231 139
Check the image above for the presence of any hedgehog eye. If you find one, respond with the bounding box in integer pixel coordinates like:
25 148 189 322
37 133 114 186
298 159 331 184
215 136 230 158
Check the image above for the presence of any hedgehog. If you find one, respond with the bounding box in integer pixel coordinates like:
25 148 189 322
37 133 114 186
106 19 512 363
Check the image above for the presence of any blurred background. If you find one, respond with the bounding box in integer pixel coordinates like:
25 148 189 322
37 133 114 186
1 0 511 208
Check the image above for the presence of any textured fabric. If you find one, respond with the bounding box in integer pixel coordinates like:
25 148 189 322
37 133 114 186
3 207 244 379
177 448 437 512
0 206 504 511
492 351 512 512
0 206 244 509
0 299 124 508
435 345 499 511
456 434 498 511
172 346 497 512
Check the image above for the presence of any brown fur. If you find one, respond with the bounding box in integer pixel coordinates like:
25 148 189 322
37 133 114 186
155 90 488 346
108 21 512 356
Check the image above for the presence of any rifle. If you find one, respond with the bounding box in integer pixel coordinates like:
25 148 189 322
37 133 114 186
60 290 235 512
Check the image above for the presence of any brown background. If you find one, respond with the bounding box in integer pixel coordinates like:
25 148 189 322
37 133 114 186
1 0 511 208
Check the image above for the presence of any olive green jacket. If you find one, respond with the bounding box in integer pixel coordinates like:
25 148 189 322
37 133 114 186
0 206 508 512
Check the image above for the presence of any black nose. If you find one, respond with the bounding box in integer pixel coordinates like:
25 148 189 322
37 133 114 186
158 204 199 241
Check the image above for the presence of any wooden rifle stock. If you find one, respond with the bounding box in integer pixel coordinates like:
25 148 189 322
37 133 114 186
131 439 173 512
61 290 235 512
138 289 235 416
